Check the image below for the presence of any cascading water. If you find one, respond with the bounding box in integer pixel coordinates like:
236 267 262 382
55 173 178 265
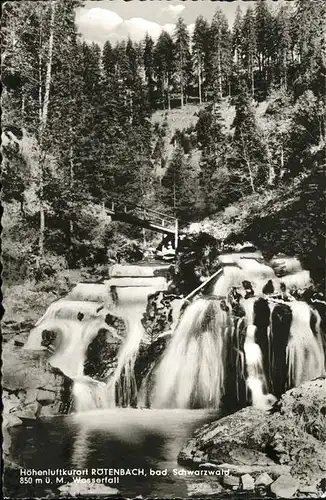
286 301 325 387
108 283 166 407
153 298 231 409
152 259 325 410
25 258 326 414
25 270 169 412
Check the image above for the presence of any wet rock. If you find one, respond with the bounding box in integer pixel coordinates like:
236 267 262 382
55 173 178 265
270 474 299 498
241 473 254 491
14 336 25 347
299 484 318 495
255 472 273 487
223 474 240 489
3 428 11 456
36 389 56 405
187 481 224 496
39 406 56 417
217 463 290 478
58 481 119 497
3 414 23 428
178 380 326 487
84 319 125 382
25 388 38 405
16 401 41 419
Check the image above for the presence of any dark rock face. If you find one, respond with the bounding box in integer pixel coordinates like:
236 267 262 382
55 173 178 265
2 335 73 459
178 379 326 490
84 329 121 381
3 344 73 420
173 232 221 296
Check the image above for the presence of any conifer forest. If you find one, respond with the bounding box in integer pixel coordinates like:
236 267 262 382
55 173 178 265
2 0 325 290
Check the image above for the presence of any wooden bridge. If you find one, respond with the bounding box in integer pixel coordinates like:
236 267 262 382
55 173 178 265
104 199 179 248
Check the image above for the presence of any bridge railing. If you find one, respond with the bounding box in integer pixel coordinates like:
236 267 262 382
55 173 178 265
105 199 177 229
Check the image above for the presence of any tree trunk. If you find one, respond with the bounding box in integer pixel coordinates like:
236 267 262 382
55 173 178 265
240 129 255 193
279 143 285 179
266 144 275 186
38 1 56 260
217 48 222 99
20 196 25 216
166 78 171 110
283 54 288 90
198 62 202 105
40 1 56 137
21 94 25 119
251 55 255 97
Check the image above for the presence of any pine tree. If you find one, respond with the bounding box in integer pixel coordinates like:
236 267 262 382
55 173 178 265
174 17 192 108
208 9 232 100
154 31 174 109
143 34 155 108
232 86 267 192
198 100 231 213
241 7 257 96
255 1 274 81
232 6 243 66
161 147 199 219
275 5 292 90
102 40 116 78
292 0 326 100
192 16 210 104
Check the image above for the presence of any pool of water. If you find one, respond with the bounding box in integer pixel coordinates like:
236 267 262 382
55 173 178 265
7 409 219 498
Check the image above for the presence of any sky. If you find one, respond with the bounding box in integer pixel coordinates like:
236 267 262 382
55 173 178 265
75 0 282 46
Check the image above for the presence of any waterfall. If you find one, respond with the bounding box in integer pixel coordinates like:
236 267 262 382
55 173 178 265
286 301 325 387
109 283 166 407
153 298 231 409
25 271 169 412
25 260 326 414
72 377 109 412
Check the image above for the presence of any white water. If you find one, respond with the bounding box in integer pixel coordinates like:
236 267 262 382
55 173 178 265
286 301 325 387
25 269 168 411
25 259 326 413
153 298 231 409
35 300 107 324
25 316 108 379
107 284 162 407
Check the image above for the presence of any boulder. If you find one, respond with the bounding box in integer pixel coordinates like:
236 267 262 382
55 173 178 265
3 414 22 428
255 472 273 487
299 484 318 495
241 473 254 491
270 474 299 498
16 402 41 419
25 388 38 405
36 389 56 405
14 336 25 347
178 379 326 487
223 475 240 488
187 481 224 496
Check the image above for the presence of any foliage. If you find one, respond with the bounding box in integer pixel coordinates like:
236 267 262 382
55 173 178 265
161 146 200 221
2 1 325 291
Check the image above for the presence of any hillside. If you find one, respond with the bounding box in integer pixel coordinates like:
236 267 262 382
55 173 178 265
154 96 325 290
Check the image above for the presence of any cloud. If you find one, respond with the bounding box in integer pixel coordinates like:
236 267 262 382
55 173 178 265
162 4 186 18
77 8 123 31
76 8 192 45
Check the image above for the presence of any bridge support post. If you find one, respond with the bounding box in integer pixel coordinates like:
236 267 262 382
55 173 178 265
174 218 179 250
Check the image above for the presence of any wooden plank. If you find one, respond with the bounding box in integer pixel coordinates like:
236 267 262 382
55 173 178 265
109 211 175 234
106 199 176 221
